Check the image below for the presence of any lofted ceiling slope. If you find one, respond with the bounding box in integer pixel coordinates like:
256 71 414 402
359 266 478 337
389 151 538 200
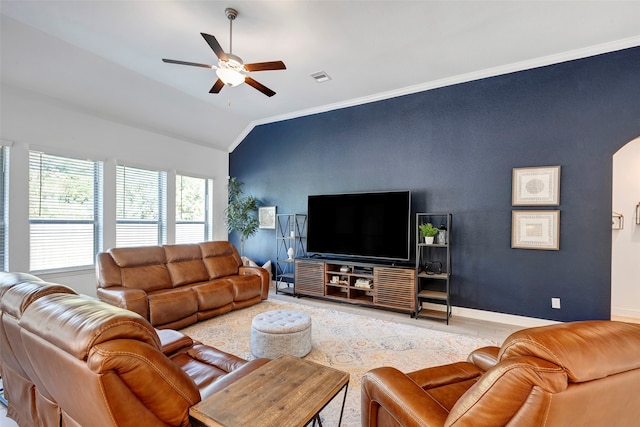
1 1 639 152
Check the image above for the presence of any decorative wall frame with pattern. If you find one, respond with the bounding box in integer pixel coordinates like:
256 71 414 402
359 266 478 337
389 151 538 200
512 166 561 206
512 210 560 250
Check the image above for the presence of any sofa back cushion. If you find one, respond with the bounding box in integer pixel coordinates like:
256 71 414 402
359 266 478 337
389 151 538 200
446 356 567 427
498 320 640 383
199 241 242 279
0 279 76 319
164 244 209 286
108 246 172 292
21 293 160 360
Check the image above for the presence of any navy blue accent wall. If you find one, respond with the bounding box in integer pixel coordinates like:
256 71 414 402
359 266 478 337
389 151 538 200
230 47 640 321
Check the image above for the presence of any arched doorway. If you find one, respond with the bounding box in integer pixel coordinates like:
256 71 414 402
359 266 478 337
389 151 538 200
611 136 640 322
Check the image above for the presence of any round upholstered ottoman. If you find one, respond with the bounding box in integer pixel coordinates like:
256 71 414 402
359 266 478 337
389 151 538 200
251 310 312 358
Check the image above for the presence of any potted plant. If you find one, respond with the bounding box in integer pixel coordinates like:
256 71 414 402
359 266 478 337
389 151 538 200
225 177 259 256
419 222 439 244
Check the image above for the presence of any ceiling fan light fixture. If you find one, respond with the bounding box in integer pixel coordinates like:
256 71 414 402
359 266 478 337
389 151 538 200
216 67 245 86
216 55 246 86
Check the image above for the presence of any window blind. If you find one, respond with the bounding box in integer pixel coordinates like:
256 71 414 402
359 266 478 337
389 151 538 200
116 164 166 247
29 151 100 271
175 174 209 244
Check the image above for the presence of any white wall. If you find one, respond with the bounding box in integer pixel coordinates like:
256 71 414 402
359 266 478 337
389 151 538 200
1 84 230 296
612 136 640 320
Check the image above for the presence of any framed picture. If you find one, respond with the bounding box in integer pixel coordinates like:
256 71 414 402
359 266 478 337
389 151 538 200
258 206 276 229
512 210 560 250
512 166 560 206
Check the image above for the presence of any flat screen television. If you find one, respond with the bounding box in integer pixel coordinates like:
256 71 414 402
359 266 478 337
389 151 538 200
307 190 411 262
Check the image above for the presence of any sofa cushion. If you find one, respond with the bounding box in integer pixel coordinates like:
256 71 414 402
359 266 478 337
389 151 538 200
109 246 166 267
165 244 209 286
499 320 640 382
192 280 234 311
1 281 76 319
109 246 172 292
120 264 173 292
20 293 160 360
446 356 567 426
199 242 242 279
148 287 198 327
227 275 262 301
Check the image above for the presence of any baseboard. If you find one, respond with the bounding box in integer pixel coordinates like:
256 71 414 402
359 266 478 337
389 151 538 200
450 306 558 328
611 307 640 322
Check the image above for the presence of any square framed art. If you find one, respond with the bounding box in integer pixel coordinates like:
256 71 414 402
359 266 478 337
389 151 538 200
512 166 560 206
512 210 560 250
258 206 276 229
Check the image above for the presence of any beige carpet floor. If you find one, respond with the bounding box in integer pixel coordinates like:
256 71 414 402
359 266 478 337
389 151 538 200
181 299 498 427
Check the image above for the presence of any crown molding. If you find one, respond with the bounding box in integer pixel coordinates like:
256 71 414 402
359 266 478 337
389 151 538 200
229 36 640 153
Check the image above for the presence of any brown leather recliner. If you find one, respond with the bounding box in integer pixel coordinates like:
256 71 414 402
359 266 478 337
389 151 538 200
0 273 78 425
0 272 270 427
362 320 640 427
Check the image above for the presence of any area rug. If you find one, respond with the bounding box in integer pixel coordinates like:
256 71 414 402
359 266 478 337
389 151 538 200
181 299 498 427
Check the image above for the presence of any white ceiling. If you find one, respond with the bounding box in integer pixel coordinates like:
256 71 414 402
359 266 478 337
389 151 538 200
2 1 640 152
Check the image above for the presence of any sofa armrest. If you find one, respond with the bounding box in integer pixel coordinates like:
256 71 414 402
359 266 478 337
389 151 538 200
200 358 271 399
156 328 194 355
405 361 483 389
467 346 500 371
362 367 450 427
96 287 149 320
239 266 270 300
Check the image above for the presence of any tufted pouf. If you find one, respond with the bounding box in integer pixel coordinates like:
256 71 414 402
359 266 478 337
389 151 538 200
251 310 312 358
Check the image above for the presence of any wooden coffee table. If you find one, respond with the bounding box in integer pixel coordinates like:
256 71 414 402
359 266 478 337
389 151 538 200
189 354 349 427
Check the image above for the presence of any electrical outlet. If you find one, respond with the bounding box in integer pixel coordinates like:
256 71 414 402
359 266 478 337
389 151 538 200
551 298 561 309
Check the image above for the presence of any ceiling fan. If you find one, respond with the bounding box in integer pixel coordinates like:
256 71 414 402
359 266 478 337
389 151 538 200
162 7 286 97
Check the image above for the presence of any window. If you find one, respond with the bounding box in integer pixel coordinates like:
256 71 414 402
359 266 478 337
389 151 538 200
176 174 210 244
0 146 7 271
29 151 101 272
116 164 166 247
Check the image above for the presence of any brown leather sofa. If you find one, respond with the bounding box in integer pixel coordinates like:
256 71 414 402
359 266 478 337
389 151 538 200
362 320 640 427
0 272 270 427
96 241 269 329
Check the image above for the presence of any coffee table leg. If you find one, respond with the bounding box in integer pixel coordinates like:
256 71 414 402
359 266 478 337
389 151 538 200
336 382 349 427
307 381 349 427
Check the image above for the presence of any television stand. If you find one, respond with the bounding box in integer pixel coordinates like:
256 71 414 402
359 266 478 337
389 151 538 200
294 258 416 313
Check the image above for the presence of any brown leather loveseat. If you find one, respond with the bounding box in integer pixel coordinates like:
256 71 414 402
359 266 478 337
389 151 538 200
362 320 640 427
0 272 270 427
96 241 269 329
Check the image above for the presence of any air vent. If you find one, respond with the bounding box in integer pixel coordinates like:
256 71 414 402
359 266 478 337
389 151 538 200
310 71 331 83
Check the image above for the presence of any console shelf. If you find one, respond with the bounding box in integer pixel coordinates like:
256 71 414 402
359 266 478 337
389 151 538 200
295 258 415 313
415 213 452 324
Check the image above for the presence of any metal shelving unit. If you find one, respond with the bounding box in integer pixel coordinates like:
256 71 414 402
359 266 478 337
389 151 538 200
415 213 452 323
275 214 307 295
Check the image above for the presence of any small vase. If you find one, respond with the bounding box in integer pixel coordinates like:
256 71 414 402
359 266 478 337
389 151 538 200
287 247 295 259
425 236 435 244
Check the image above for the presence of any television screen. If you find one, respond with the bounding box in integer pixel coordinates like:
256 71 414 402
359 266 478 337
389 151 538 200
307 191 411 261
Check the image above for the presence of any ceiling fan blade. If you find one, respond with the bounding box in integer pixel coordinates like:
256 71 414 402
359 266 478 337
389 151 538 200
201 33 228 61
210 79 225 94
245 77 276 97
162 58 213 69
244 61 287 72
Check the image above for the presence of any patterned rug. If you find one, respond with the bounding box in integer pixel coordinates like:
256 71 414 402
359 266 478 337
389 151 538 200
181 299 498 427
